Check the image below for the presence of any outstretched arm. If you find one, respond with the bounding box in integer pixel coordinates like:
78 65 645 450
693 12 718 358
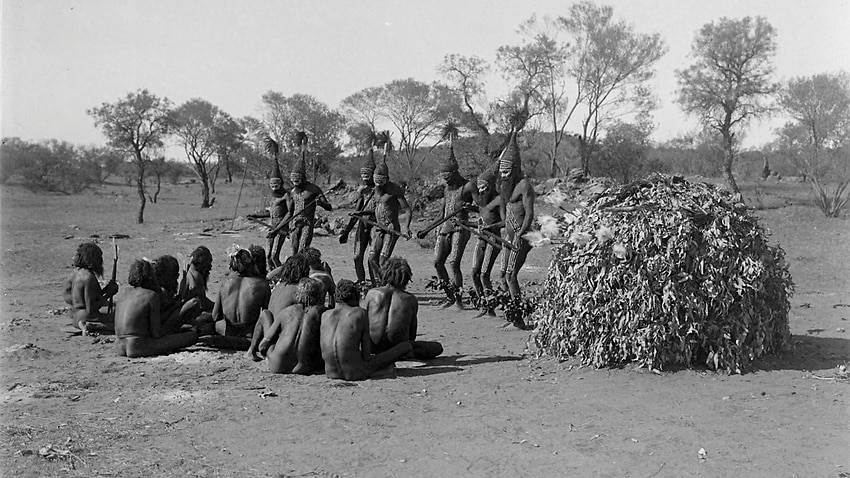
315 187 333 211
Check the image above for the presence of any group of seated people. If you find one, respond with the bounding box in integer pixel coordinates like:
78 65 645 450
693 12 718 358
62 241 442 381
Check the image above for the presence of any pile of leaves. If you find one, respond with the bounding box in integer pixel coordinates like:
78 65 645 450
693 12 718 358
529 174 794 373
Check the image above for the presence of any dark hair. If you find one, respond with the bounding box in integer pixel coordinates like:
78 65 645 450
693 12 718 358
248 245 267 278
128 259 158 291
73 242 104 276
302 247 322 268
335 279 360 304
154 255 179 293
190 245 212 280
295 278 322 307
229 249 256 276
280 255 310 285
382 257 412 289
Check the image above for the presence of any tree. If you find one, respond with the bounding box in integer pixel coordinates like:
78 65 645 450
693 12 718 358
437 54 493 145
339 87 384 133
171 98 226 208
375 78 463 177
775 72 850 216
88 89 172 223
594 122 652 183
78 145 125 185
559 1 667 177
676 16 778 194
260 92 345 181
211 112 246 186
146 154 167 203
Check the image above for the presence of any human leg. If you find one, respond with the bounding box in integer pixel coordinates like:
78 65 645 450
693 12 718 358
366 341 413 377
412 341 443 360
353 224 370 283
246 310 274 361
290 226 303 256
368 232 385 285
433 234 454 306
448 229 471 310
118 332 198 358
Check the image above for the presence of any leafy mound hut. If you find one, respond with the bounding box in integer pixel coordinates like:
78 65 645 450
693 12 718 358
529 175 793 373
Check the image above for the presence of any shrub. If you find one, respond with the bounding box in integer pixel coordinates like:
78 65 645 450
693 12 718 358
530 174 793 373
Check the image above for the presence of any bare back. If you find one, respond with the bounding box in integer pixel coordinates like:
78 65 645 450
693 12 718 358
114 287 161 338
365 286 418 352
267 304 325 374
320 304 371 381
214 275 271 327
65 268 106 323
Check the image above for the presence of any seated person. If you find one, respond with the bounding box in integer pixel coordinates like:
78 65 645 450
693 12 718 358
265 278 326 374
365 257 443 360
154 255 202 333
115 260 198 358
248 245 268 280
63 242 119 335
247 254 310 360
199 248 271 350
179 245 215 313
303 247 335 308
320 279 412 381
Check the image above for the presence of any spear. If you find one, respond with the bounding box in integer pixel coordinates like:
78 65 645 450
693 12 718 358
106 237 119 315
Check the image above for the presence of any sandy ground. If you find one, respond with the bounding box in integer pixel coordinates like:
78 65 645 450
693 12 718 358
1 181 848 477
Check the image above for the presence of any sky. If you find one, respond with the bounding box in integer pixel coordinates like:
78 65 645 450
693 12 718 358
2 0 849 153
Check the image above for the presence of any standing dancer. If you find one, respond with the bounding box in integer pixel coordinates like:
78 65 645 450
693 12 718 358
264 138 290 271
417 128 470 310
468 160 503 317
285 131 333 256
498 130 535 329
369 132 412 283
339 135 377 285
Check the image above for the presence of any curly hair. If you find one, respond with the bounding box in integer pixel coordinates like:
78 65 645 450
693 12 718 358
382 257 412 289
128 259 158 291
154 255 180 293
229 249 256 277
248 245 267 278
295 277 323 307
73 242 104 276
301 247 323 268
335 279 360 304
280 255 310 285
190 245 212 279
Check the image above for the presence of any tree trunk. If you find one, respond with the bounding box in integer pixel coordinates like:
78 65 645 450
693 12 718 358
722 131 740 194
136 163 147 224
550 133 560 178
153 173 162 203
201 178 210 208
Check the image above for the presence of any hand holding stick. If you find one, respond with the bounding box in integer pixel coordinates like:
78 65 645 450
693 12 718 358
106 238 119 315
350 213 411 240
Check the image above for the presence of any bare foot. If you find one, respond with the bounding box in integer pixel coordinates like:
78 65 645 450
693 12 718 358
474 308 496 318
439 299 456 309
453 300 465 311
258 337 273 356
246 349 263 362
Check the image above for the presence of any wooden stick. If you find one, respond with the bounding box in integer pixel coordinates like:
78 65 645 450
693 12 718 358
416 206 465 237
350 213 411 239
106 238 118 315
454 220 516 251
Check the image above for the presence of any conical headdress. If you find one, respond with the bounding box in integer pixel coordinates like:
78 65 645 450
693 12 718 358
292 131 308 178
440 142 459 173
264 136 283 187
499 129 521 174
374 131 391 177
477 158 498 185
361 130 378 174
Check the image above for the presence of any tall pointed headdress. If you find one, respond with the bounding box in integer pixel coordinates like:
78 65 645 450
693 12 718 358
374 130 392 177
361 129 378 175
264 136 282 187
292 131 308 179
499 128 521 174
439 121 460 173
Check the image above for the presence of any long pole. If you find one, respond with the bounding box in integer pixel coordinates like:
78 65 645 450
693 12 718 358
231 162 250 230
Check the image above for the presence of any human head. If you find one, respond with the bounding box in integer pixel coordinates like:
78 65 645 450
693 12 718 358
382 257 412 289
154 255 180 293
128 259 158 291
295 277 323 307
360 149 376 185
439 144 459 182
301 247 323 269
269 177 283 193
229 249 257 277
373 160 389 186
248 245 267 278
280 254 310 285
190 246 213 278
335 279 360 305
73 242 104 276
499 131 520 180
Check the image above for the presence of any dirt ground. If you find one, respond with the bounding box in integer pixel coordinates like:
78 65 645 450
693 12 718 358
1 179 848 477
